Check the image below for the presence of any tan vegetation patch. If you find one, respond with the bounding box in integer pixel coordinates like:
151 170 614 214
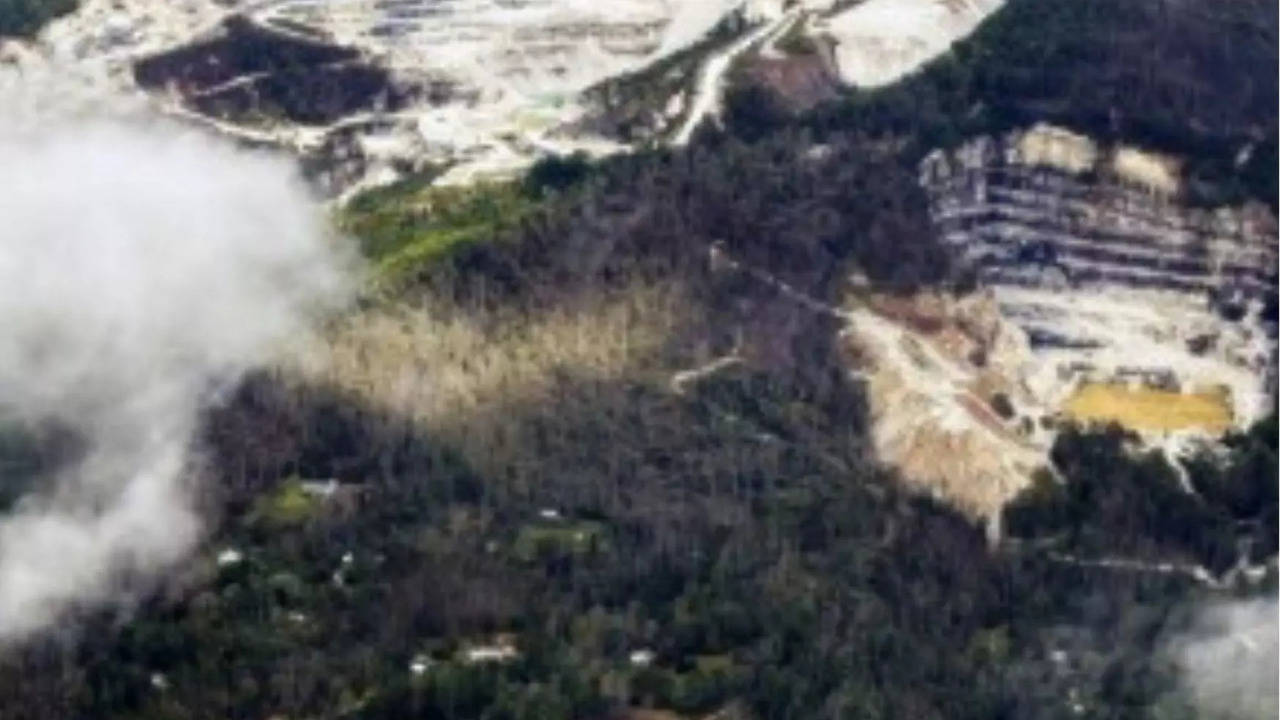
1016 123 1098 174
864 292 948 334
1063 383 1232 433
282 282 691 477
1112 146 1181 195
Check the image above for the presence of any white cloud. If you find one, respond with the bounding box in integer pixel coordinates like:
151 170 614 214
1166 597 1279 719
0 116 354 643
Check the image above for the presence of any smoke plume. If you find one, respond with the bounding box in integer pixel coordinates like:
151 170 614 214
0 118 353 643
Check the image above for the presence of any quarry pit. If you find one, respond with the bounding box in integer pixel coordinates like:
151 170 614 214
846 124 1277 534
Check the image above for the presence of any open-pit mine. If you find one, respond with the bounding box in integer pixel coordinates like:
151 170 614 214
843 124 1276 534
921 124 1276 433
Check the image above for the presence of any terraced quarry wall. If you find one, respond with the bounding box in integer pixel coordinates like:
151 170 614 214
922 126 1277 303
920 125 1278 433
260 0 671 90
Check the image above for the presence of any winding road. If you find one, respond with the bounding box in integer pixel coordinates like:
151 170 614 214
671 7 802 146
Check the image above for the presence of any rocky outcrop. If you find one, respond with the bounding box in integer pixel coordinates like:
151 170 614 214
842 288 1048 534
920 124 1278 431
134 16 409 125
921 126 1277 305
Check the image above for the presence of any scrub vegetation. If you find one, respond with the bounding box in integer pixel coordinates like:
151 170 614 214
0 0 1274 718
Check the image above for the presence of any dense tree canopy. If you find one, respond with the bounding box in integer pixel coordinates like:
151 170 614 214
730 0 1279 208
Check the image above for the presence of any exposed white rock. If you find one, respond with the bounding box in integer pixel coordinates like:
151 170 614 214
215 548 243 567
846 129 1276 522
409 654 432 675
820 0 1004 88
996 286 1272 430
462 637 518 664
5 0 772 192
629 648 656 666
842 290 1048 529
920 125 1278 439
11 0 957 193
299 478 340 498
331 551 354 586
671 6 800 145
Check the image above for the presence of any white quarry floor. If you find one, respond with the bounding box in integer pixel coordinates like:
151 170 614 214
996 285 1273 429
820 0 1005 88
3 0 1012 190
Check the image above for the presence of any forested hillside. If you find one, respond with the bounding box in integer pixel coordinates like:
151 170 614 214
2 128 1275 719
0 0 1275 718
732 0 1278 207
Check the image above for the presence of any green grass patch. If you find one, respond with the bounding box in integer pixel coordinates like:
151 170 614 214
251 478 321 528
341 179 539 287
339 155 604 290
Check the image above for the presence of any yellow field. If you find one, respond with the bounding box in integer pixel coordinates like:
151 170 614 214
1063 383 1232 433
